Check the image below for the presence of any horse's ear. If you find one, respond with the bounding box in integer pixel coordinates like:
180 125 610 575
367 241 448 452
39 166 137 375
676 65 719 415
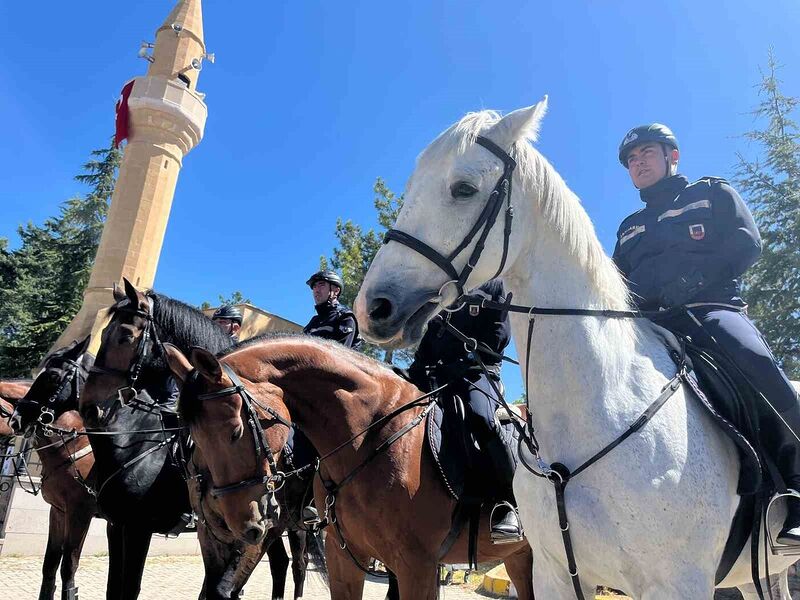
68 335 91 359
163 343 193 383
112 281 126 303
485 96 549 149
189 347 223 382
122 277 144 306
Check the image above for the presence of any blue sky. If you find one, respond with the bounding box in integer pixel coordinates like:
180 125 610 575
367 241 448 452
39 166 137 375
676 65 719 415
1 1 799 401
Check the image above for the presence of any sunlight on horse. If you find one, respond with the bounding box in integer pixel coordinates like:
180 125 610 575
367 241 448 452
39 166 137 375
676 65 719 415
355 98 800 599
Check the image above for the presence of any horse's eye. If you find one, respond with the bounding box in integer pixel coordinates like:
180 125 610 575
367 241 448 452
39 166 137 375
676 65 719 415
450 181 479 199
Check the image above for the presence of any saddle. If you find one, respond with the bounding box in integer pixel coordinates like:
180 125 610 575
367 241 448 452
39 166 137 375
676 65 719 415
649 322 772 583
424 384 522 566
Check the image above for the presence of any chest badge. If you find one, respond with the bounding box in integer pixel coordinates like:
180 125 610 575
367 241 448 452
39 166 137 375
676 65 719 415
689 223 706 240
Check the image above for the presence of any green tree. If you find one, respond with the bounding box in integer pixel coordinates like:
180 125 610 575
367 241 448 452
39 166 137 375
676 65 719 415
735 52 800 378
322 177 409 362
0 141 121 376
200 291 252 310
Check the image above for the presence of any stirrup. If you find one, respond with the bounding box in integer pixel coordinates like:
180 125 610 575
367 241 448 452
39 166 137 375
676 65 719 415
767 488 800 556
489 501 524 545
302 506 321 528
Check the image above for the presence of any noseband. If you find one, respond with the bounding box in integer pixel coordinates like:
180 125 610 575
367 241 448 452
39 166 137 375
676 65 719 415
194 363 292 498
30 358 86 428
383 135 516 302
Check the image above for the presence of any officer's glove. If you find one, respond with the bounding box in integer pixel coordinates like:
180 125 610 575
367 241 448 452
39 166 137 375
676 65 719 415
660 270 706 308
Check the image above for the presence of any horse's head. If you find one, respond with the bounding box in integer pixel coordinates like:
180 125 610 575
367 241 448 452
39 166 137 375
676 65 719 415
164 343 290 546
11 336 91 436
356 99 549 347
80 278 158 427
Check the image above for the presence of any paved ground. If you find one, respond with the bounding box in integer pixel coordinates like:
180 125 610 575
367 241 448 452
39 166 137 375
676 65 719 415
0 555 490 600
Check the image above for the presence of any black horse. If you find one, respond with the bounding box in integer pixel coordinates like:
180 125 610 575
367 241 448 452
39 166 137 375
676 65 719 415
81 279 323 600
79 280 231 599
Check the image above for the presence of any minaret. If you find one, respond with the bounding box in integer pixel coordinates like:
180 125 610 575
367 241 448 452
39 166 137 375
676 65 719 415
51 0 208 353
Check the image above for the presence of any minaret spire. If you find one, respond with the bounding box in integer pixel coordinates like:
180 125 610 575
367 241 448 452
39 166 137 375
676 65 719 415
50 0 209 354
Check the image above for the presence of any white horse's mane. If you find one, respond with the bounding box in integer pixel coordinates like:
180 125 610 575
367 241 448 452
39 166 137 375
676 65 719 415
419 110 631 309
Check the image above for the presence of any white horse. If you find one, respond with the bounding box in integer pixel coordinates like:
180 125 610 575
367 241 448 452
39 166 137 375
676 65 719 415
354 98 800 599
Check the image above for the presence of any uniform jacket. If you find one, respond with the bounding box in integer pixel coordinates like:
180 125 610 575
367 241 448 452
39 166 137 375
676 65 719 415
409 279 510 380
613 174 762 310
303 301 363 350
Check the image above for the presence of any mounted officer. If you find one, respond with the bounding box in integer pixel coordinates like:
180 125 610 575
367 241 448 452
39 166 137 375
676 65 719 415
303 270 363 350
295 270 363 525
613 123 800 545
211 305 243 341
408 279 523 544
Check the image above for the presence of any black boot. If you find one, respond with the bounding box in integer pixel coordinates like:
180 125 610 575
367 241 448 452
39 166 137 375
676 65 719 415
764 394 800 546
490 501 523 544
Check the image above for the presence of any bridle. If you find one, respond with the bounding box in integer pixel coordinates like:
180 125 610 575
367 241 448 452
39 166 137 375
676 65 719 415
34 357 87 428
193 363 292 498
383 135 516 305
89 299 162 394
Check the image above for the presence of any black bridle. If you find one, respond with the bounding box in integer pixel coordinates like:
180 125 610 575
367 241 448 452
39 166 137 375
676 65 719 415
194 363 292 498
384 135 516 303
89 302 162 392
36 357 86 427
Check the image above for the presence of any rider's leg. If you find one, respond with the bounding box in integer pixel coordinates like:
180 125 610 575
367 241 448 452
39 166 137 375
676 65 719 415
689 308 800 544
465 373 523 543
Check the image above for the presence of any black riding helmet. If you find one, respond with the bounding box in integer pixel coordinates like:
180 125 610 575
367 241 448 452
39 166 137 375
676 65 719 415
618 123 679 168
212 305 243 325
306 270 344 292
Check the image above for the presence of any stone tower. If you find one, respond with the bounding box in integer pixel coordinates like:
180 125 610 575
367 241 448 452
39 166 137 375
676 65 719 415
51 0 208 353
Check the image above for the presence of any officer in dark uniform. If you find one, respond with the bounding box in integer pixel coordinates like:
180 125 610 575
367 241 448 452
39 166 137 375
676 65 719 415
613 123 800 545
294 270 362 525
303 270 363 350
408 279 523 544
212 305 243 341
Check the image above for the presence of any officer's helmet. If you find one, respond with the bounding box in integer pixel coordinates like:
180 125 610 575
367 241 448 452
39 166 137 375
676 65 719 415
618 123 679 168
212 305 243 325
306 270 344 292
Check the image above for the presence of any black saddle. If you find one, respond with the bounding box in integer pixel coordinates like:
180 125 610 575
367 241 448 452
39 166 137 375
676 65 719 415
652 326 773 584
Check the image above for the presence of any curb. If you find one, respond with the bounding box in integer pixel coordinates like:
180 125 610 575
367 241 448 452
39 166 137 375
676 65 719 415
481 565 512 596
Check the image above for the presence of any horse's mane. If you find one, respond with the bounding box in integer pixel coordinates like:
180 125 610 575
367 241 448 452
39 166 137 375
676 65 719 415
418 111 631 308
149 292 233 356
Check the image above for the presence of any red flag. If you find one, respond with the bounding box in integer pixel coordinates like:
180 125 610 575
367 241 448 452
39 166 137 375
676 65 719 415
114 80 135 148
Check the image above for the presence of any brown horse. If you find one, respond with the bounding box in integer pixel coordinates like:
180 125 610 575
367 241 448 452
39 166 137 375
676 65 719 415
8 338 97 600
164 335 535 600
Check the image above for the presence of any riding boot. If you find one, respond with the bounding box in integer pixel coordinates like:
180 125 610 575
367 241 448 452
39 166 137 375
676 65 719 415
765 392 800 546
485 436 523 543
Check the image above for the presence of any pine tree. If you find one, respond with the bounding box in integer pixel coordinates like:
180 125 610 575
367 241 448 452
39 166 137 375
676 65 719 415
735 52 800 378
322 177 410 362
0 141 121 376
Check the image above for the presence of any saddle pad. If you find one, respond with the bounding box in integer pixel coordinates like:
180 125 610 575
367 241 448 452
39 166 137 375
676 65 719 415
425 398 522 502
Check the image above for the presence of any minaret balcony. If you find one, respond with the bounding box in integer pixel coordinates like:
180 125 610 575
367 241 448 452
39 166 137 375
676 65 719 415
127 75 207 155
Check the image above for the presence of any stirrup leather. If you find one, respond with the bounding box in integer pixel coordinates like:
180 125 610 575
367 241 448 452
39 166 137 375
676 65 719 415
768 488 800 556
489 501 524 545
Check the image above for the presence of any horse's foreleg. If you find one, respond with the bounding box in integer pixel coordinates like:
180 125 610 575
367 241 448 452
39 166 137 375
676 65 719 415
196 522 228 600
266 535 290 600
287 529 308 600
325 542 367 600
120 525 153 600
59 507 92 600
38 506 63 600
106 522 125 600
393 561 440 600
502 546 535 600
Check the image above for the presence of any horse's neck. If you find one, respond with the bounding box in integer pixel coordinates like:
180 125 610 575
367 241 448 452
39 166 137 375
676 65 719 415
504 197 650 465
